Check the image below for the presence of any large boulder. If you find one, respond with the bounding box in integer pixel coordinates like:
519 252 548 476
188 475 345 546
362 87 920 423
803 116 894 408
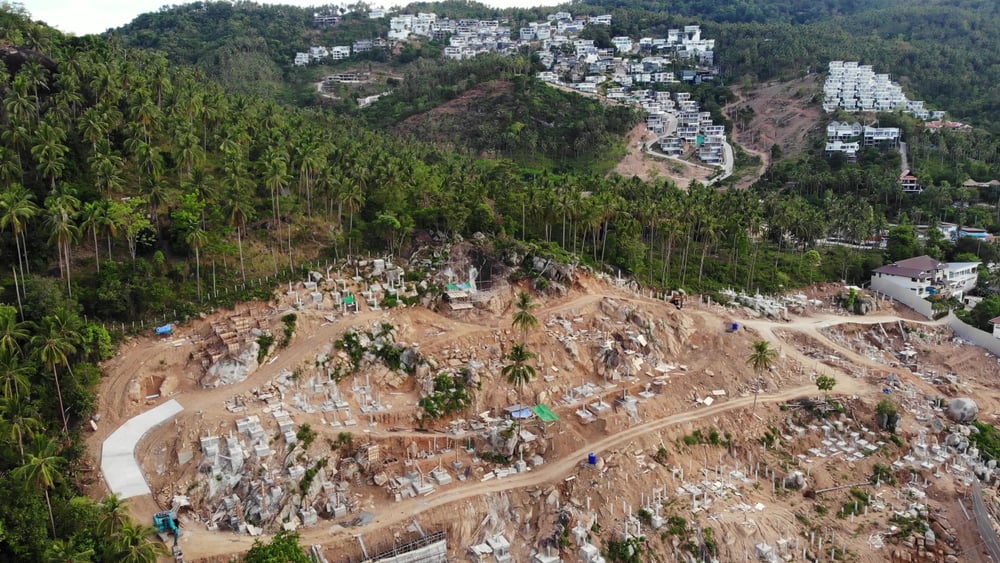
946 398 979 423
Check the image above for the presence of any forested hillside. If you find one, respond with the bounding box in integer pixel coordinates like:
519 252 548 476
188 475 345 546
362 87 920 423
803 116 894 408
363 56 639 174
113 1 387 100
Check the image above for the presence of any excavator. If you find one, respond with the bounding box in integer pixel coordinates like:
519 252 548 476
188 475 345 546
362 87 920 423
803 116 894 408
153 510 184 561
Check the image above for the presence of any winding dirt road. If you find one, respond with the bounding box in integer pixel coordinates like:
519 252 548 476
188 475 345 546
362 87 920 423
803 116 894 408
179 375 870 559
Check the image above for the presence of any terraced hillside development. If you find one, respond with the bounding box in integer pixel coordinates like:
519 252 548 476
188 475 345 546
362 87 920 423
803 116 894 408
85 259 1000 562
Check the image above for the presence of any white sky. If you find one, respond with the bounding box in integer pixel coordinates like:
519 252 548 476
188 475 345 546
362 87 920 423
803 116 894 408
24 0 566 36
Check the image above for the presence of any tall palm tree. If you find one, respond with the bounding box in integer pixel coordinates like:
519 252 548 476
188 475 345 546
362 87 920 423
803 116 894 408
0 350 32 400
0 305 31 356
0 183 40 285
12 435 65 537
261 148 290 229
30 121 69 188
79 200 107 272
44 189 80 296
31 313 80 433
4 84 36 127
502 343 537 405
186 226 209 301
0 395 42 461
97 494 130 537
226 190 254 283
0 146 23 184
337 179 365 256
746 340 778 414
511 291 538 344
112 521 169 563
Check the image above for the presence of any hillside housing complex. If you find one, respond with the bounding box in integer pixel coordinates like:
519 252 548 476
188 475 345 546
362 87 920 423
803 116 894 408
295 9 726 167
823 61 946 121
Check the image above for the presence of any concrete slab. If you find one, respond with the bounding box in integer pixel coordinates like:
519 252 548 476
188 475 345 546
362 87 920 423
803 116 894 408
101 400 184 498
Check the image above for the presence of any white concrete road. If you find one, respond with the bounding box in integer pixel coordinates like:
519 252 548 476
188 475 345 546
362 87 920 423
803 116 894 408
101 399 184 498
706 140 735 186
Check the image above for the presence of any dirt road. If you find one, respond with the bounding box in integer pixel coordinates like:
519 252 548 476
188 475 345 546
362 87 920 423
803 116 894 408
178 376 870 559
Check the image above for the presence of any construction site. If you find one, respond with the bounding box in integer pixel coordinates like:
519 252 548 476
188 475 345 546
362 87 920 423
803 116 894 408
82 244 1000 562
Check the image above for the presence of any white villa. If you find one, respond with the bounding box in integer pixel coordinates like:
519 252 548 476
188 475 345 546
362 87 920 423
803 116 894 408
871 255 980 299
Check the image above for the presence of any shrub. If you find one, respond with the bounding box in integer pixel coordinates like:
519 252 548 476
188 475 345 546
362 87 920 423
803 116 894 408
257 333 275 363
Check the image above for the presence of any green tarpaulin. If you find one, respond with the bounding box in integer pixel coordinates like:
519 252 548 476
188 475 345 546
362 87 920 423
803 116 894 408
532 404 559 422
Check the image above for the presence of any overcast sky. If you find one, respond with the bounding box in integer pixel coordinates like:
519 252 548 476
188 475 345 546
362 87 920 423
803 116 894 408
25 0 565 36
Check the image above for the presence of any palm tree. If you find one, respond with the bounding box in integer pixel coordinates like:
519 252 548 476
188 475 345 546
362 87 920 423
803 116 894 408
44 189 80 296
0 395 41 461
186 226 209 301
511 291 538 344
112 522 169 563
44 536 95 563
12 435 65 537
337 179 364 255
226 191 254 283
79 200 107 272
746 340 778 414
261 148 291 229
0 305 31 356
502 343 536 405
0 350 32 400
30 121 70 188
4 84 36 127
97 494 130 537
0 183 40 284
0 146 23 184
31 313 80 433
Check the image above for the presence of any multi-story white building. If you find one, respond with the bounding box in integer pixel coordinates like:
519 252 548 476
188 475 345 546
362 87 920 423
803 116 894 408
871 255 980 299
827 121 862 141
611 36 633 53
823 61 943 120
862 126 900 147
330 46 351 60
309 46 329 60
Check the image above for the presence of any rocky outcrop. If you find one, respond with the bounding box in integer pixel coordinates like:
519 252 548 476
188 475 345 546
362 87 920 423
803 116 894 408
945 398 978 423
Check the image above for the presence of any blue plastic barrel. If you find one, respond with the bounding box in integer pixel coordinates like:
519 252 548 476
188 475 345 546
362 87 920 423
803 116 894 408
731 322 739 332
588 453 597 465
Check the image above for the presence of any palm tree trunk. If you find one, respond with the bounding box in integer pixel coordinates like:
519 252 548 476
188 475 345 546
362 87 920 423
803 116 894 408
600 219 609 263
52 367 68 433
13 230 25 290
44 488 56 538
195 247 202 301
64 241 72 297
698 240 710 287
348 211 355 257
237 227 246 283
21 231 30 274
93 228 100 273
680 227 694 287
521 201 525 240
561 212 566 248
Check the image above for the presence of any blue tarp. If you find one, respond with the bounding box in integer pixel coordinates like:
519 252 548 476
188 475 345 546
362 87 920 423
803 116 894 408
155 324 174 335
